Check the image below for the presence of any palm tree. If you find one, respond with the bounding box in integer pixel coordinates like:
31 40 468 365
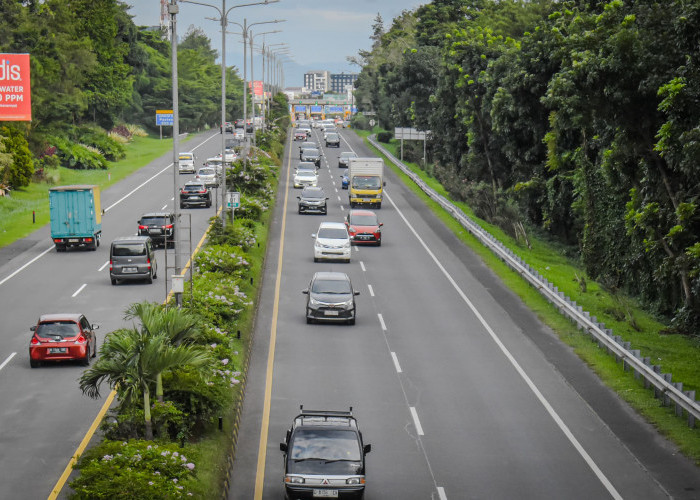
79 326 211 440
124 302 205 402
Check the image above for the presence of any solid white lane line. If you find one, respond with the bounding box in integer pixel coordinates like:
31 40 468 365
437 487 447 500
385 190 622 500
367 284 375 297
391 352 402 373
360 261 366 272
98 261 110 272
0 352 16 371
378 313 387 331
0 245 53 287
410 406 425 436
161 204 168 210
72 284 87 297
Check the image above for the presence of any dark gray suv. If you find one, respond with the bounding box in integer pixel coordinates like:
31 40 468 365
297 187 328 215
280 406 371 500
303 271 359 324
137 212 174 247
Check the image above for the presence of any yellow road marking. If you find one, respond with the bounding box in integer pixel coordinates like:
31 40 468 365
255 130 293 498
48 206 219 500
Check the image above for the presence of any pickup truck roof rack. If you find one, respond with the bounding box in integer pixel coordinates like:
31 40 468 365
295 405 355 423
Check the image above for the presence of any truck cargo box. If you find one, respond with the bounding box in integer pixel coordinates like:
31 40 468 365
49 185 102 251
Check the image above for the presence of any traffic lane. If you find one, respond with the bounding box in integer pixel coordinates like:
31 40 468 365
351 198 667 496
263 157 436 499
0 132 221 498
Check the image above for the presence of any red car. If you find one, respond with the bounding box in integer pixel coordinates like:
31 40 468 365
29 313 98 368
294 129 307 141
345 209 383 246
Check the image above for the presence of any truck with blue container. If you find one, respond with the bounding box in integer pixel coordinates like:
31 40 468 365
49 185 102 251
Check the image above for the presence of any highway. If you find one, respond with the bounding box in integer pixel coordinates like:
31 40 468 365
229 126 700 499
0 130 224 499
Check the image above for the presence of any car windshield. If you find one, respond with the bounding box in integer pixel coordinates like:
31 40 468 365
341 153 356 159
184 184 205 192
290 429 361 461
304 149 320 156
140 217 168 226
297 172 317 179
352 176 381 190
327 134 339 139
318 228 348 239
112 243 147 256
35 321 80 339
349 214 378 226
302 189 325 199
198 168 215 176
179 154 193 161
312 279 352 294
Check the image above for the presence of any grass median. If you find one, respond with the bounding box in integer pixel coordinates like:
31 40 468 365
356 129 700 464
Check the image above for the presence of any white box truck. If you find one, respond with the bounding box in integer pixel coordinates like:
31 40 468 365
347 158 385 209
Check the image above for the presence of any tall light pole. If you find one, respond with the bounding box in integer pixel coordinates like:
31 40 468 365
180 0 278 228
265 44 288 125
249 30 281 150
227 18 284 168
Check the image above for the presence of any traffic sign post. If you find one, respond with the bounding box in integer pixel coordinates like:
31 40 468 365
156 109 174 139
226 191 241 222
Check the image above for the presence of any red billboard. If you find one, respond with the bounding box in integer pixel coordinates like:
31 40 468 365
249 80 263 96
0 54 31 121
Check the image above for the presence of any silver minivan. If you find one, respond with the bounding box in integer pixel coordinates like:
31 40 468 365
109 236 158 285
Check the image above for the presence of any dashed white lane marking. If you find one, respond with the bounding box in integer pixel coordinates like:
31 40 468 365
391 352 402 373
340 205 345 212
410 406 425 436
72 284 87 297
377 313 387 331
98 261 110 272
161 204 168 210
360 261 366 272
0 352 16 371
437 486 447 500
367 284 375 296
337 195 341 202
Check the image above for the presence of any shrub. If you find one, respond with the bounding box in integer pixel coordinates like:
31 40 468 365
70 440 198 499
377 131 392 143
74 126 126 161
50 136 108 170
194 244 250 276
351 114 370 130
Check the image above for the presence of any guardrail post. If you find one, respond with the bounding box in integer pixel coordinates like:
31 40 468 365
653 366 662 398
630 350 641 378
642 357 651 387
674 383 684 416
662 374 673 406
685 391 696 428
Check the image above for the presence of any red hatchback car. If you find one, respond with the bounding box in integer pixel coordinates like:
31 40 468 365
29 313 98 368
345 209 383 246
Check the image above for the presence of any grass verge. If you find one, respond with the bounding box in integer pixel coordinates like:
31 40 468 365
0 135 189 247
358 129 700 464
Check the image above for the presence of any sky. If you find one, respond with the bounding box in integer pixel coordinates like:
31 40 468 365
125 0 426 88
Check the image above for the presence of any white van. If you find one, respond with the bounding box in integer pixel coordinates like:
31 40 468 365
178 152 196 174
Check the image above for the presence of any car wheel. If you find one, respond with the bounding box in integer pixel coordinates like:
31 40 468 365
306 317 313 324
56 245 65 252
347 318 355 326
30 359 40 368
314 257 319 263
377 240 382 247
146 272 153 284
92 338 98 358
206 201 212 208
298 208 302 214
111 278 117 285
153 267 158 279
89 241 97 251
345 258 351 264
81 347 91 366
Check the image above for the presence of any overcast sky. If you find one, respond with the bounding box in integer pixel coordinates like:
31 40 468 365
125 0 425 87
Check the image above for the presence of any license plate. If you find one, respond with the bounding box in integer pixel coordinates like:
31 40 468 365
324 310 339 316
313 490 338 498
122 267 138 273
68 239 79 243
358 235 370 240
48 348 67 354
149 229 162 234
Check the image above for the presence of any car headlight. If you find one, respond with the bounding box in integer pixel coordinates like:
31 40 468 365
309 297 321 306
285 475 305 484
346 477 363 485
343 241 351 249
341 299 354 309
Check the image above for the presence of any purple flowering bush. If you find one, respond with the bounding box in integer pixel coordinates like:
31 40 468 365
70 440 197 499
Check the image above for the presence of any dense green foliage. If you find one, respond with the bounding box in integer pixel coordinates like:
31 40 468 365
0 0 247 184
352 0 700 334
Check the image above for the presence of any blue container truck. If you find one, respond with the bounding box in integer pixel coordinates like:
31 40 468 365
49 185 102 251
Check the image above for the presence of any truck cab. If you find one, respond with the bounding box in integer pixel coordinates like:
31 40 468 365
280 406 371 500
347 158 385 209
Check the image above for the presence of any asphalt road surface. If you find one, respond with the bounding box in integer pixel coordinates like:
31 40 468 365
0 130 227 499
228 125 700 500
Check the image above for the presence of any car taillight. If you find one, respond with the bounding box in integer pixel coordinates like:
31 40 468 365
146 257 151 269
164 224 173 229
53 238 62 243
76 334 87 344
85 237 93 243
109 260 113 271
198 190 207 194
30 336 40 345
138 225 148 230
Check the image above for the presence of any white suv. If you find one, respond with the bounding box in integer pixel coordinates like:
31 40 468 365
178 152 196 174
312 222 351 263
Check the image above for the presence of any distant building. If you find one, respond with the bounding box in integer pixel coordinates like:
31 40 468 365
304 71 331 92
330 73 358 93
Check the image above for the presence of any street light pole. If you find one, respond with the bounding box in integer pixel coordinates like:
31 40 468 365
169 0 182 305
249 30 281 150
180 0 278 228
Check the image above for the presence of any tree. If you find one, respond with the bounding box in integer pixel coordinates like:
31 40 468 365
0 126 34 188
80 305 211 440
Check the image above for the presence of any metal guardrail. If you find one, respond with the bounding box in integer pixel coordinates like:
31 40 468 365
368 135 699 427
